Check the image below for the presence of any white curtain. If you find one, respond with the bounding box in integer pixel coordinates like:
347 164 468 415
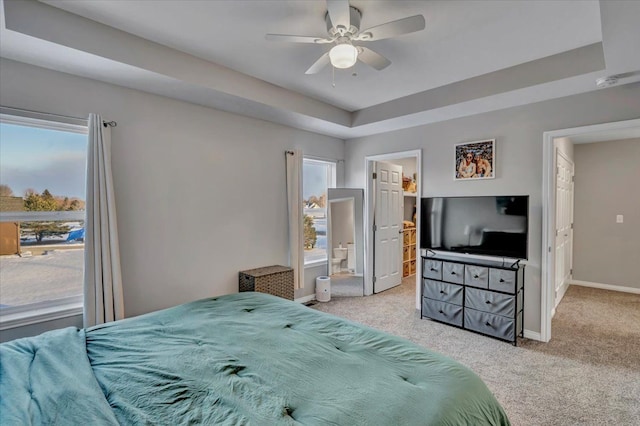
286 149 304 289
83 114 124 327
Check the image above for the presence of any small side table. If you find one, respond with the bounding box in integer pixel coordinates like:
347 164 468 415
239 265 294 300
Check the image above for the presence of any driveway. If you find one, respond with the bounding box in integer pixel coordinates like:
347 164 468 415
0 249 84 308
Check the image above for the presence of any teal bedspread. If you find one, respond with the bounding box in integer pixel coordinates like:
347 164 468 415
1 292 509 425
0 328 118 425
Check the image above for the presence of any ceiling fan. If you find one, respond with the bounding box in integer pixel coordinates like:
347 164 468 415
265 0 426 74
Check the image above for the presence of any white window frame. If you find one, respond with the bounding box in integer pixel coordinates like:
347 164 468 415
303 158 336 268
0 112 88 330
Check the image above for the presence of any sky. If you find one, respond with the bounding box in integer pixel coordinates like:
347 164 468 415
0 123 87 200
303 161 327 200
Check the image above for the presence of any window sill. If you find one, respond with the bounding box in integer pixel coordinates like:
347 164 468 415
304 259 328 269
0 300 83 331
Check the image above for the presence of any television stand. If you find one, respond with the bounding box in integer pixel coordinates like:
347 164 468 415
421 254 524 345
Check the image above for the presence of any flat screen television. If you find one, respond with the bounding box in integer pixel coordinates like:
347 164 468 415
420 195 529 259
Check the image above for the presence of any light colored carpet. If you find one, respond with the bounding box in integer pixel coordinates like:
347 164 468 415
329 274 364 297
312 277 640 425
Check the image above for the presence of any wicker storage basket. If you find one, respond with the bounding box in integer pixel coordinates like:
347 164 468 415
239 265 294 300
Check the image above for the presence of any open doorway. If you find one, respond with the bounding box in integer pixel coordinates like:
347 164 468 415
541 118 640 342
364 150 422 308
327 188 364 297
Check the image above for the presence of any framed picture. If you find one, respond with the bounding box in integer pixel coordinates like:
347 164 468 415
454 139 495 180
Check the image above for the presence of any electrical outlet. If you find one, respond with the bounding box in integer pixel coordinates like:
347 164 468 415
616 215 624 223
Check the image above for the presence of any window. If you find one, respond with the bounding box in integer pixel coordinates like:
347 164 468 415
303 158 336 265
0 113 88 327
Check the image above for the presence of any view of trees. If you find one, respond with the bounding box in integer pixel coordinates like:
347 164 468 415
0 186 86 243
0 184 14 197
303 192 325 250
303 214 317 250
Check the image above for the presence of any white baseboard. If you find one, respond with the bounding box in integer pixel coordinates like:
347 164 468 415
571 280 640 294
523 329 542 341
295 294 316 304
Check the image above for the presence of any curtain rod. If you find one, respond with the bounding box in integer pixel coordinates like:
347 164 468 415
284 151 343 163
0 105 116 127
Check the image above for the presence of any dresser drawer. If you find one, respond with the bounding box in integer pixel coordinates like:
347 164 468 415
422 279 463 305
422 298 463 327
489 269 517 293
442 262 464 284
465 287 516 317
464 265 488 288
422 259 442 280
464 308 515 341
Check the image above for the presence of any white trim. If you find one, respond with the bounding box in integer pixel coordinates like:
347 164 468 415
523 330 542 341
0 299 83 330
541 118 640 343
294 294 316 304
0 111 88 134
0 211 86 222
302 157 336 270
364 149 422 306
571 280 640 294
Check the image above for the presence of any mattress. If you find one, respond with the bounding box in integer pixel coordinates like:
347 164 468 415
0 292 509 425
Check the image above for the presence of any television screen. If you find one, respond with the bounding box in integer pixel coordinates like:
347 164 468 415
421 196 529 259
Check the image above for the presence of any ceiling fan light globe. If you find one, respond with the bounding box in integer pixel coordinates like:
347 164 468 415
329 44 358 69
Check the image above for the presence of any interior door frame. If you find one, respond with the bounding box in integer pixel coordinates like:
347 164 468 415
553 148 575 315
541 118 640 342
364 150 422 308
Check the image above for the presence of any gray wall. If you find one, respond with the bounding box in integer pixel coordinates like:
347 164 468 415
0 58 344 337
344 83 640 334
573 138 640 289
330 199 355 252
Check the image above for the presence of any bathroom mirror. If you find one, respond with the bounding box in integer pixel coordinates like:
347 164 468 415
327 188 364 297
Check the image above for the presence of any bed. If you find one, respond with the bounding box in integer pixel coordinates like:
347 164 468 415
0 292 509 425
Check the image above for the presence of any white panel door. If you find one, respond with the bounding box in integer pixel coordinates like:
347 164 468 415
554 149 574 309
374 161 403 293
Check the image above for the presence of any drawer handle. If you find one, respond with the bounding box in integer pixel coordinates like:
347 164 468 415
485 321 492 327
499 278 505 283
430 268 437 272
474 275 479 278
485 300 491 304
438 310 444 314
451 271 456 275
440 290 446 294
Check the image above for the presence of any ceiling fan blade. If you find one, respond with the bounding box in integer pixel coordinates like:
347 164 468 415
357 47 391 70
326 0 351 32
355 15 425 41
305 53 331 74
265 34 332 44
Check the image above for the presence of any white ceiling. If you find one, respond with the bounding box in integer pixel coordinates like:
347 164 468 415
1 0 639 138
40 0 603 111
